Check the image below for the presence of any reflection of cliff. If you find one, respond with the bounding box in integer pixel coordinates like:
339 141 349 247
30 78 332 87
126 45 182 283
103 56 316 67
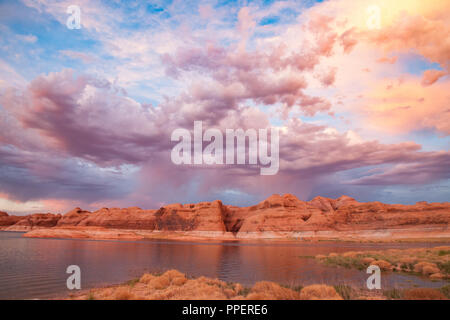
1 194 449 239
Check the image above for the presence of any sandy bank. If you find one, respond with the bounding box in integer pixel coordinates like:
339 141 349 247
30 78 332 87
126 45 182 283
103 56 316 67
21 224 450 242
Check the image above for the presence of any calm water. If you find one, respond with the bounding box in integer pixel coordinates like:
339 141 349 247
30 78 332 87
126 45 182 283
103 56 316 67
0 231 448 299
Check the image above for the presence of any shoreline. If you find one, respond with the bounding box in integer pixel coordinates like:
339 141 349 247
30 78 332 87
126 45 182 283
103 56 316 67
3 224 448 243
63 245 450 300
63 269 450 300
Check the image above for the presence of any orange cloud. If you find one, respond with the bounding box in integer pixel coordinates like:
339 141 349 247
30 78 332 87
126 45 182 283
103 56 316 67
421 69 447 86
363 77 450 134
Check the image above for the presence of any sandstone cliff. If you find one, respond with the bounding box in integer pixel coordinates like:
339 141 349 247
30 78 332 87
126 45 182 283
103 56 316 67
3 213 61 231
1 194 449 241
0 211 23 227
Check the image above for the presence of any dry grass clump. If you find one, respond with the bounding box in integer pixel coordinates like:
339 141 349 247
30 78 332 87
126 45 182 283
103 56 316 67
246 281 300 300
138 270 234 300
137 270 250 300
328 253 338 257
362 257 375 264
70 269 344 300
139 269 187 290
370 260 392 271
114 287 136 300
413 262 440 275
430 273 445 280
342 251 358 258
68 268 449 301
403 288 447 300
317 246 450 280
299 284 343 300
148 278 229 300
139 273 155 284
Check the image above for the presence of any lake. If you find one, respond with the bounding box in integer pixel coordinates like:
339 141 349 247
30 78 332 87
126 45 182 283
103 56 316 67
0 231 447 299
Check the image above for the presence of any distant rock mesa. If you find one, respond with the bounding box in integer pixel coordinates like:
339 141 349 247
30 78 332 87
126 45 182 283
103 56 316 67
1 194 449 241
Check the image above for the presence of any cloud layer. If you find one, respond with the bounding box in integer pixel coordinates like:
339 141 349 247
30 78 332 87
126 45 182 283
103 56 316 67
0 0 449 213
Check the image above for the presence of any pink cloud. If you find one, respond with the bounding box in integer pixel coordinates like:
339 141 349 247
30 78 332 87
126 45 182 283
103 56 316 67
421 69 447 86
360 77 450 135
1 69 449 209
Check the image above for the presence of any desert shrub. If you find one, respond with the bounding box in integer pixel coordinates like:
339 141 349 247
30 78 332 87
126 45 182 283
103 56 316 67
299 284 342 300
342 251 358 258
292 285 303 292
361 257 375 264
414 262 439 274
247 281 300 300
383 288 403 300
127 278 140 287
280 283 303 292
328 253 338 257
151 275 171 290
148 276 229 300
438 250 450 256
160 269 188 287
370 260 392 271
163 269 186 281
422 265 440 275
139 273 155 284
400 262 414 271
333 284 355 300
239 287 251 297
429 273 444 280
86 291 95 300
437 261 450 274
403 288 447 300
171 276 187 286
323 256 366 270
114 287 135 300
440 285 450 299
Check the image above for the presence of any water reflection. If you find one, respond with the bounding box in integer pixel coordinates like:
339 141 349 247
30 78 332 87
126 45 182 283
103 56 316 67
0 231 447 299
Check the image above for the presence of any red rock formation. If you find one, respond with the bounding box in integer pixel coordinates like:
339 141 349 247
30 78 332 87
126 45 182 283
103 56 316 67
0 211 24 227
7 213 61 231
57 207 91 226
3 194 449 240
74 200 228 232
236 194 324 233
77 207 156 230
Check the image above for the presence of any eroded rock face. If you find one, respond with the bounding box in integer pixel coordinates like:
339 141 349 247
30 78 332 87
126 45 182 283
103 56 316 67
3 194 450 235
236 194 324 232
0 211 24 227
5 213 61 231
153 200 227 231
56 207 91 226
77 207 157 230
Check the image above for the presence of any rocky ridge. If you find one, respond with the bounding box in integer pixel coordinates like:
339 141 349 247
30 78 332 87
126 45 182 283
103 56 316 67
1 194 449 241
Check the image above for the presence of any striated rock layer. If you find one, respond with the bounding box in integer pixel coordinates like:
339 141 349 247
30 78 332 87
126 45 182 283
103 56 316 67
1 194 449 241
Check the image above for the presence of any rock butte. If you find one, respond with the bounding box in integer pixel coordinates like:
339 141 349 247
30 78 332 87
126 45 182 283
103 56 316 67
0 194 449 241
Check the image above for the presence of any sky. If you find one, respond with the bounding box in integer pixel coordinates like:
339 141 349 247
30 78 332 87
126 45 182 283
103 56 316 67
0 0 449 214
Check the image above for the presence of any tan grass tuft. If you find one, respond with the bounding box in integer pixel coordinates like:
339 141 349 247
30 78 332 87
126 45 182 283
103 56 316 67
139 273 155 284
414 261 439 275
299 284 342 300
248 281 300 300
403 288 447 300
114 287 136 300
370 260 392 270
362 257 375 264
